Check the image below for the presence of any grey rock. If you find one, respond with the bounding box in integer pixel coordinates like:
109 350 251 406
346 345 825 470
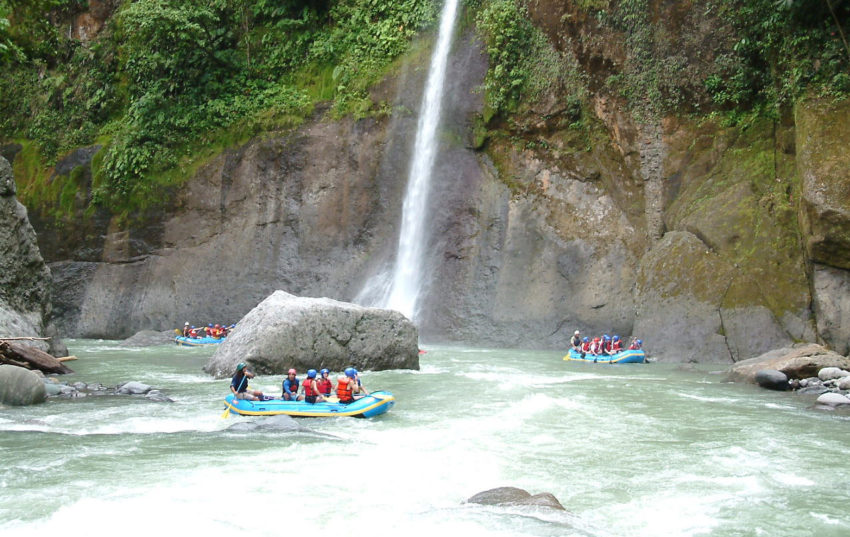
0 365 47 406
466 487 565 511
838 376 850 390
728 344 850 383
755 369 789 391
145 390 174 403
816 392 850 406
119 330 176 347
117 381 152 395
43 381 63 396
226 414 307 433
796 385 830 395
818 367 850 381
204 291 419 378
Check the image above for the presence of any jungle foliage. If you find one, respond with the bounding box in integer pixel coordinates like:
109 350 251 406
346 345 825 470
0 0 847 212
0 0 435 209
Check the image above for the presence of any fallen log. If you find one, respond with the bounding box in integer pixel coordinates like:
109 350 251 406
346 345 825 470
0 341 73 374
57 355 78 362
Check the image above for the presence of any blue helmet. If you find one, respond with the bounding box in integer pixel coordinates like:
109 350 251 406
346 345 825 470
637 339 643 345
208 323 213 327
604 335 611 341
613 335 620 341
320 368 329 376
344 367 356 378
582 337 589 342
307 369 317 379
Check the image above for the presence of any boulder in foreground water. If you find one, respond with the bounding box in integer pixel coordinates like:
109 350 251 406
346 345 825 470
0 364 46 406
204 290 419 378
466 487 565 510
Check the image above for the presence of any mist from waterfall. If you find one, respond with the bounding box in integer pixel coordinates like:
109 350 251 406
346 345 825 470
357 0 460 320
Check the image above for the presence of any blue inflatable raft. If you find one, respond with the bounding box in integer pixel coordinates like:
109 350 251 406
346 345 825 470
175 336 225 347
563 348 646 364
223 390 395 418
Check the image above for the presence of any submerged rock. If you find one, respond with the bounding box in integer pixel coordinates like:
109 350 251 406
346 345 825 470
119 330 176 347
204 290 419 378
466 487 566 511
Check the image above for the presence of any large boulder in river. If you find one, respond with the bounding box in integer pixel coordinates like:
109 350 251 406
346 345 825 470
0 364 47 406
204 291 419 378
728 343 850 383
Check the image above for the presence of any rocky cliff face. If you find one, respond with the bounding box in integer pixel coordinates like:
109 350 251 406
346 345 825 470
13 8 850 363
0 157 65 356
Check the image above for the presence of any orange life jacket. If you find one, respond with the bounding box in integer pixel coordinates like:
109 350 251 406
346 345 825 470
336 377 353 402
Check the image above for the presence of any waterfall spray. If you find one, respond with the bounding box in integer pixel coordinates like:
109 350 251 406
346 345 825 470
361 0 460 320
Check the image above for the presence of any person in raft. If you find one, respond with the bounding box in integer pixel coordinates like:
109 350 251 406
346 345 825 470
629 338 643 350
570 330 582 351
301 369 325 404
182 322 191 337
317 368 333 396
336 367 369 404
231 362 264 401
282 368 303 401
609 335 623 354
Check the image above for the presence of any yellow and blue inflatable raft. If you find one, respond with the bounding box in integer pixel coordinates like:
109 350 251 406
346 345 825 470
223 390 395 418
563 348 646 364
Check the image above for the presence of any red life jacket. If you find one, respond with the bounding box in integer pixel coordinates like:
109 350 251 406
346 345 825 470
303 378 317 397
629 342 638 350
612 340 623 352
581 341 590 352
336 377 353 402
317 378 332 395
604 340 613 352
189 328 199 338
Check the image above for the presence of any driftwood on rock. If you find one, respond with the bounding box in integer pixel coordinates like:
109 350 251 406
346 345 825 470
0 341 73 374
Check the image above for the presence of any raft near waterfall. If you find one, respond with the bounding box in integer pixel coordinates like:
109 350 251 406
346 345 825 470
223 391 395 418
563 348 647 364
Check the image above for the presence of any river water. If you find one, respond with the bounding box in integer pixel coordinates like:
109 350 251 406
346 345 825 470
1 341 848 536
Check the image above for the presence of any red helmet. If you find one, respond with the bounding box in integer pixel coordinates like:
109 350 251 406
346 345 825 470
288 368 296 375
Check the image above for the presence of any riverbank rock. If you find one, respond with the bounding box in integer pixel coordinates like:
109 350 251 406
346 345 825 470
465 487 566 511
0 156 66 357
815 392 850 407
204 291 419 378
754 369 789 391
727 344 850 383
0 364 47 406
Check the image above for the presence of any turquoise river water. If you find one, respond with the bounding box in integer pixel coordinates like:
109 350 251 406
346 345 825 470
1 340 849 536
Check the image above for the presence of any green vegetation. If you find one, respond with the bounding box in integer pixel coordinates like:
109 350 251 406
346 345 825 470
1 0 847 216
473 0 586 120
0 0 435 214
599 0 850 121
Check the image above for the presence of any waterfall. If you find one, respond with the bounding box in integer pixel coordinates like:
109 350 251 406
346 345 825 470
358 0 460 320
